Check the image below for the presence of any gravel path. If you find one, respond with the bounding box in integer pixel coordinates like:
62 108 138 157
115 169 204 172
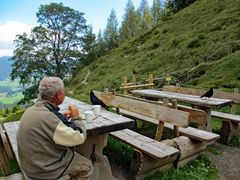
207 142 240 180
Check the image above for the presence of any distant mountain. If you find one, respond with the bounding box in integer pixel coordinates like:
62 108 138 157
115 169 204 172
0 56 12 80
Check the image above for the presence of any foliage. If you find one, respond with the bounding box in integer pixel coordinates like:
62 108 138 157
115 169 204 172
119 0 139 44
0 159 21 176
228 134 240 148
137 0 153 33
143 154 218 180
81 26 97 66
166 0 197 13
152 0 163 25
0 92 23 105
103 136 133 169
104 9 119 51
10 2 90 102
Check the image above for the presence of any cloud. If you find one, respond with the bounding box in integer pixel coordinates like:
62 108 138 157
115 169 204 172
0 21 33 56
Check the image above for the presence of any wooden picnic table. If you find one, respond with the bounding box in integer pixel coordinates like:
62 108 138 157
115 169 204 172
4 96 135 180
131 89 233 131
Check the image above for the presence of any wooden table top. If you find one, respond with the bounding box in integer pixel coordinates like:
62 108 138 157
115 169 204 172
59 96 135 135
131 89 233 108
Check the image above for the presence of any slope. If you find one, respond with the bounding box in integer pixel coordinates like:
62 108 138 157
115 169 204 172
68 0 240 102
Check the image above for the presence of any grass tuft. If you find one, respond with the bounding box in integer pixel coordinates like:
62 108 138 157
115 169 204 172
143 154 218 180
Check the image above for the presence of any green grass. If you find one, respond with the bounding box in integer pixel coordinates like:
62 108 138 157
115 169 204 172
0 159 21 176
143 154 218 180
0 92 23 105
228 134 240 148
104 136 133 169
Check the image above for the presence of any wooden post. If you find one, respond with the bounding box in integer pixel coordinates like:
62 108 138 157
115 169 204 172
123 76 128 95
0 138 11 176
231 88 239 114
172 99 180 137
149 74 153 89
155 98 168 141
132 74 136 87
104 88 109 93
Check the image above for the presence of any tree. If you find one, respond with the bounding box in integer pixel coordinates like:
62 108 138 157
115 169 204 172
81 25 97 65
166 0 196 13
103 9 119 51
95 30 107 57
119 0 139 43
11 3 89 102
137 0 153 33
152 0 162 25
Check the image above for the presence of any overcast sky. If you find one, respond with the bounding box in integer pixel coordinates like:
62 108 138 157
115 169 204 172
0 0 153 57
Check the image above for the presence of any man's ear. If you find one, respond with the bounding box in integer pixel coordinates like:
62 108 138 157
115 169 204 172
55 91 61 99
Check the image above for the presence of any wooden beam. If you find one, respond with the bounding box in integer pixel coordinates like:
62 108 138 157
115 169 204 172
172 99 180 137
120 83 155 89
155 99 168 141
162 86 240 103
94 91 189 127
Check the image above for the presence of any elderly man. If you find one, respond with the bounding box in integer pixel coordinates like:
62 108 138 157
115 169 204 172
17 77 93 179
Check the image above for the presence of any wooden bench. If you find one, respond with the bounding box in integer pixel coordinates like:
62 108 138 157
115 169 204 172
3 121 27 179
162 86 240 144
94 91 219 179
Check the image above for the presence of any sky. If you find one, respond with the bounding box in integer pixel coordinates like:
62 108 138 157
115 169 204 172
0 0 153 57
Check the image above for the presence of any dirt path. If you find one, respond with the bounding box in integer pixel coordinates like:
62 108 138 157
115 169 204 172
206 142 240 180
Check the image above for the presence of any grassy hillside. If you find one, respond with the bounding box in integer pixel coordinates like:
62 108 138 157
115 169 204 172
68 0 240 102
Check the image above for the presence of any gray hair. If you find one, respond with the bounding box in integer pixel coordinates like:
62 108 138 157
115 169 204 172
38 77 64 100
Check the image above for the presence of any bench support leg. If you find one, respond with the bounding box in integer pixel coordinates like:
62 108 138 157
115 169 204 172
220 121 240 144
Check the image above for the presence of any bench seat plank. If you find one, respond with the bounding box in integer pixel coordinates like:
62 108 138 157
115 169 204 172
211 111 240 123
110 129 179 159
117 109 219 142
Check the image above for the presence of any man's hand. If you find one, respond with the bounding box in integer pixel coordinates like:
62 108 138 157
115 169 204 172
63 104 79 117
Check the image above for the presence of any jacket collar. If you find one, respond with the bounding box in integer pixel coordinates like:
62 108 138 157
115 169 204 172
36 99 60 111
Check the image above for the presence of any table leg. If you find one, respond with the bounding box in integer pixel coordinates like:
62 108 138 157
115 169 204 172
197 107 212 132
77 133 114 180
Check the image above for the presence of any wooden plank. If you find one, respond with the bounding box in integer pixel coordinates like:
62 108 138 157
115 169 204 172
177 105 207 126
110 129 179 159
114 109 219 142
120 83 155 89
162 86 240 103
93 91 189 127
4 121 28 179
155 99 168 141
172 99 179 137
132 89 233 108
112 94 206 125
211 111 240 123
0 125 14 160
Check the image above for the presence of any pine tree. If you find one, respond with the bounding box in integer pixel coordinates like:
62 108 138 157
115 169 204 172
152 0 162 25
137 0 153 33
81 26 97 65
96 30 107 57
119 0 138 44
103 9 119 51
